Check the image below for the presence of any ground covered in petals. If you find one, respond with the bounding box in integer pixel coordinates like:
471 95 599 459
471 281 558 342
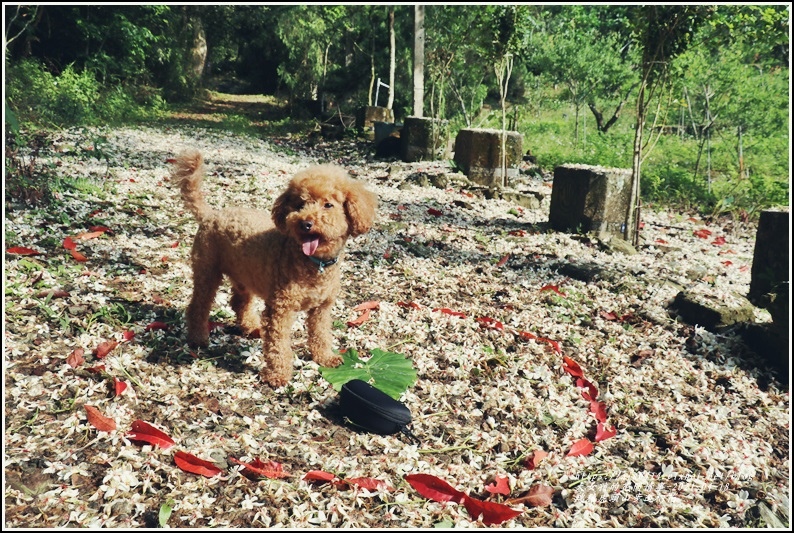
4 117 790 528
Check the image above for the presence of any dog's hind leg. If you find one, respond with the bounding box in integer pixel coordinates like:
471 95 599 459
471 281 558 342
185 269 223 347
230 284 261 338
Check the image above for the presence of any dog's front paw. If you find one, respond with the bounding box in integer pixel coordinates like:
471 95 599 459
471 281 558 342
260 368 290 388
313 352 343 368
186 330 210 348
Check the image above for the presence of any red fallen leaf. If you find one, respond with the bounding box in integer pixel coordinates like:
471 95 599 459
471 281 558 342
84 405 117 432
476 316 504 331
346 308 372 328
127 420 175 449
122 330 136 341
86 364 106 374
433 307 467 318
711 236 726 246
507 484 555 508
485 475 511 495
739 265 749 272
576 377 598 401
655 238 669 244
353 301 380 311
114 377 127 397
562 356 584 378
496 253 510 267
540 284 566 297
165 158 177 164
170 241 179 248
538 337 561 353
462 495 522 525
595 422 617 442
722 260 733 267
66 348 85 368
590 400 608 422
600 310 619 321
718 248 736 255
229 457 291 479
524 449 548 470
89 225 110 233
70 249 88 262
427 208 443 217
145 321 169 332
63 237 77 250
93 341 119 359
397 301 422 310
303 470 340 484
397 205 407 211
687 217 699 222
174 450 222 478
508 229 526 237
566 438 594 457
404 473 466 503
7 246 43 255
516 330 537 341
74 230 105 240
693 228 712 239
346 477 394 491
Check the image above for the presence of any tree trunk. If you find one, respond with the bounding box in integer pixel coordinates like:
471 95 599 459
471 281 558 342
387 7 395 110
368 34 375 106
738 125 745 179
625 82 646 245
495 54 514 189
412 5 425 117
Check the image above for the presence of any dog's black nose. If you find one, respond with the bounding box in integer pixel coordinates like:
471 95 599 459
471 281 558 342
300 220 313 231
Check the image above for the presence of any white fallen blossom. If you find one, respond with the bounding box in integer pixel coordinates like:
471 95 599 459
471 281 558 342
3 123 788 528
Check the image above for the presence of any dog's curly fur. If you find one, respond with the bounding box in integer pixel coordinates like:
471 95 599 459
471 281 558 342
171 150 378 386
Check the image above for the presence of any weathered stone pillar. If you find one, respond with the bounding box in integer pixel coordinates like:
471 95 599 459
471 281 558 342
401 116 449 162
453 128 522 188
748 207 790 372
356 106 394 139
548 164 632 240
749 208 790 307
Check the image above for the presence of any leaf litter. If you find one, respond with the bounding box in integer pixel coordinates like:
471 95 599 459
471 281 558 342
3 124 789 528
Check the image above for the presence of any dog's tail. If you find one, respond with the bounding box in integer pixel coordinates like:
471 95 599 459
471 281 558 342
170 149 212 222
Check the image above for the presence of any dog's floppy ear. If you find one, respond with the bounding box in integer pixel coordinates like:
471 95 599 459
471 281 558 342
344 180 378 237
271 189 292 233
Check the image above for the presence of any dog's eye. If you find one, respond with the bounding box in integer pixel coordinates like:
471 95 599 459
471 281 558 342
324 202 334 209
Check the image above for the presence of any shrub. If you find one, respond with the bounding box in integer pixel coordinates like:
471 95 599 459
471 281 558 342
6 59 166 128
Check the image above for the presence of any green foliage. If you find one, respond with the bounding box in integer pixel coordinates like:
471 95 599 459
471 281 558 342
159 499 175 527
319 348 417 400
6 59 166 128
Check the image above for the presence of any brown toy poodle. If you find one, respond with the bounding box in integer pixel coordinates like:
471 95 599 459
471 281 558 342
170 150 378 386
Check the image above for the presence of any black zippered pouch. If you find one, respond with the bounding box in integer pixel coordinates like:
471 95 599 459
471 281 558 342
340 379 418 442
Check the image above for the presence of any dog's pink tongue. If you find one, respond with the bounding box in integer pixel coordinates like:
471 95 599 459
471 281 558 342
302 238 319 256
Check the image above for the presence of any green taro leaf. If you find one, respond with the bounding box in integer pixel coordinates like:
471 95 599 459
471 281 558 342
319 348 417 399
